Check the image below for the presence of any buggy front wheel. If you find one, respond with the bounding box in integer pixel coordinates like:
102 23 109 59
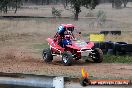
42 48 53 63
62 52 73 66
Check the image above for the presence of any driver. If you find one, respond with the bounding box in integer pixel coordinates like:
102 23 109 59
57 24 74 38
54 24 74 47
62 35 72 48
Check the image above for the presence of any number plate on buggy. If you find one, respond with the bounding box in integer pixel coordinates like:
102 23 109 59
81 51 90 56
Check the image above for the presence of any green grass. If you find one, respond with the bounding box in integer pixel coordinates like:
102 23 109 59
103 54 132 64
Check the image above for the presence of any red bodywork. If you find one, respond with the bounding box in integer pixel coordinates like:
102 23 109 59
47 37 94 59
66 41 94 50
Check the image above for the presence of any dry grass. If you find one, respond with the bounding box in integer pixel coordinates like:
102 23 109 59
0 3 132 60
105 33 132 43
0 8 132 51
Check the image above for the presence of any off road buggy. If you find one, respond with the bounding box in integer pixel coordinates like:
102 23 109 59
42 24 103 66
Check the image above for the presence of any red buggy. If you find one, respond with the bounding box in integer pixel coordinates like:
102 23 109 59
42 24 103 66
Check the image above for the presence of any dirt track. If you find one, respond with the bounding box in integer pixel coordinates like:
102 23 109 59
0 48 132 80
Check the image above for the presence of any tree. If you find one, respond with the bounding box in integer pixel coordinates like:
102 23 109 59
63 0 68 8
0 0 8 13
46 0 50 5
122 0 128 7
65 0 100 20
0 0 23 13
111 0 128 8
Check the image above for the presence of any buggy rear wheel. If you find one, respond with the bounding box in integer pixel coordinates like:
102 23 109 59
62 52 73 66
42 48 53 63
92 48 103 63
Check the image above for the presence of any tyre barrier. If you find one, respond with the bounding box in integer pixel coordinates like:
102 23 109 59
100 31 121 35
93 41 132 55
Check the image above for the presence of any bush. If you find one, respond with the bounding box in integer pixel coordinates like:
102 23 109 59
85 9 94 17
96 10 106 26
52 7 63 17
112 0 123 9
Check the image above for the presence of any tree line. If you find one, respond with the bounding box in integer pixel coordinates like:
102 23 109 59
0 0 130 20
0 0 22 13
22 0 130 6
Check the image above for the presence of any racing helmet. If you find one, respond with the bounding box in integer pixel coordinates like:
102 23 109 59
57 24 74 35
57 26 65 34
